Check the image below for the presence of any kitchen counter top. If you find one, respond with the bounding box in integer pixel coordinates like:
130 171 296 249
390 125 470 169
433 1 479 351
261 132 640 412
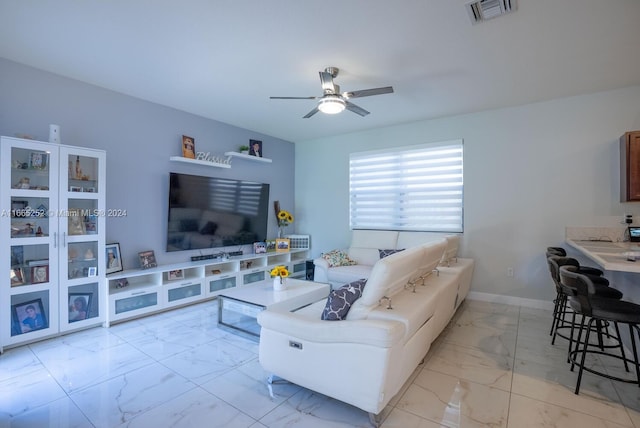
566 239 640 273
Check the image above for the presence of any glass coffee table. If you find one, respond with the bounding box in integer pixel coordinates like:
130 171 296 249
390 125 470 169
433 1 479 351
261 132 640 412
217 278 329 339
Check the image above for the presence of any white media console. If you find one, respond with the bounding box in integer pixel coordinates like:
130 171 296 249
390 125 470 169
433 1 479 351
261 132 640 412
105 249 309 326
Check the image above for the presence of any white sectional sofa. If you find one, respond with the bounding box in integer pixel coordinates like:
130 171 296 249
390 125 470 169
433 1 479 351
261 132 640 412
313 230 461 289
257 236 474 426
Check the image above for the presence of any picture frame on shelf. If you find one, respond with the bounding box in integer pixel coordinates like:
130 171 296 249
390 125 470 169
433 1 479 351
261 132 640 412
31 265 49 284
105 243 123 274
85 214 98 234
253 241 267 254
167 269 184 281
275 238 290 253
115 278 129 289
182 135 196 159
67 208 86 235
265 239 276 253
249 139 263 157
69 186 82 192
11 200 28 217
68 293 92 323
10 268 24 286
12 298 48 334
29 152 48 170
83 187 96 193
11 246 24 266
88 267 97 277
138 250 157 269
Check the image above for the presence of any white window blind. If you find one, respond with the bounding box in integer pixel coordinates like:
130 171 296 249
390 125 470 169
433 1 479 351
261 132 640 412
349 140 464 232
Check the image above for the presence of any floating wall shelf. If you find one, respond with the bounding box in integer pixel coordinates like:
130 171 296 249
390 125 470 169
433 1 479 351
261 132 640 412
169 156 231 168
224 152 273 163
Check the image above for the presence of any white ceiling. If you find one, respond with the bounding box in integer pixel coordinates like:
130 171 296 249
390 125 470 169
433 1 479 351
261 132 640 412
1 0 639 143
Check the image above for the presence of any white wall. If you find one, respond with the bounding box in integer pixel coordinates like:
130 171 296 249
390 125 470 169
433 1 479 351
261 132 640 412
295 86 640 301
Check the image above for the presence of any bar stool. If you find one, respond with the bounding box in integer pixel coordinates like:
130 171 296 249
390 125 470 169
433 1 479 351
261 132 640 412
547 256 622 354
559 265 640 394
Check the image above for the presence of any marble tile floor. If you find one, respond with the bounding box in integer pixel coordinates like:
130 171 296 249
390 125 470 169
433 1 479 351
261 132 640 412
0 299 639 427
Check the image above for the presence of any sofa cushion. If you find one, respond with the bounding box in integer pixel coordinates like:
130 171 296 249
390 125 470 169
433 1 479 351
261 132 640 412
347 246 427 320
379 249 404 259
348 247 381 266
327 264 374 287
321 279 367 320
322 249 357 267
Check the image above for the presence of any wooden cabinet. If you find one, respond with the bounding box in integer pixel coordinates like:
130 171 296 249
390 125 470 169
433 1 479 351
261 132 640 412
620 131 640 202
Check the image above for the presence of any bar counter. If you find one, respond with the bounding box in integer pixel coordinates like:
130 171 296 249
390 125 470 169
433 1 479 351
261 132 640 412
566 239 640 273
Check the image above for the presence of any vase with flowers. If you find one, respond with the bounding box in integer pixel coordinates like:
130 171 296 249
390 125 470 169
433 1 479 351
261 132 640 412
270 265 289 291
274 200 294 238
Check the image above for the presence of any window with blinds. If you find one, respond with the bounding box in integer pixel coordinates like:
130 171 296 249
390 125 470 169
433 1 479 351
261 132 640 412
349 140 464 232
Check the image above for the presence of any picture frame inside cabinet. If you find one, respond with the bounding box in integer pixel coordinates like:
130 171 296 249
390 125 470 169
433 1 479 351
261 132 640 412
12 298 48 335
68 293 92 323
67 208 86 235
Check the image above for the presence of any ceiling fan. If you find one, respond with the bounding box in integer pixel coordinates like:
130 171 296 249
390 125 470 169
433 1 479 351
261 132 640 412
270 67 394 118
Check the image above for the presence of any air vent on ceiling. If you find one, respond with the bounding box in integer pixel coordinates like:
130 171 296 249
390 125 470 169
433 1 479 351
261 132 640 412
465 0 516 24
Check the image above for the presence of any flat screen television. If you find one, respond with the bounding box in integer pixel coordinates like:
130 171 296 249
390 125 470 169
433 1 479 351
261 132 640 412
167 172 270 252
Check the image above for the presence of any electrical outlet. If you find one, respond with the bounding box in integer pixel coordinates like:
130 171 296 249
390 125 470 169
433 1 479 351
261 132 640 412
506 267 514 277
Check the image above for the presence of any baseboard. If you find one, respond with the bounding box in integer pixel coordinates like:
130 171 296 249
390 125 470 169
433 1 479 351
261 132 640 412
467 291 554 311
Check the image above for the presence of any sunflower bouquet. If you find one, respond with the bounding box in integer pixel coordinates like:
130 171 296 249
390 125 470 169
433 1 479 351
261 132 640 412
270 265 289 283
274 200 294 238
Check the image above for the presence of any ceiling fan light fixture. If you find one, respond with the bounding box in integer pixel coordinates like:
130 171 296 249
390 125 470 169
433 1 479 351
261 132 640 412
318 96 346 114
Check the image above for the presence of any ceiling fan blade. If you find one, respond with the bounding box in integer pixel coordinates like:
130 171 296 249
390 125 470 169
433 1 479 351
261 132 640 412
303 106 320 118
270 96 317 99
345 101 370 117
344 86 394 99
319 71 336 93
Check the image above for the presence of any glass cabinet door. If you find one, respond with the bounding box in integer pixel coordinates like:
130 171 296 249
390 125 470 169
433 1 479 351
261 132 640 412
2 138 60 346
57 147 105 332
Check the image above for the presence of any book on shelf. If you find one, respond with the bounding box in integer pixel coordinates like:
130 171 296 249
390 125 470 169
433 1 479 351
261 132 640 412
27 259 49 266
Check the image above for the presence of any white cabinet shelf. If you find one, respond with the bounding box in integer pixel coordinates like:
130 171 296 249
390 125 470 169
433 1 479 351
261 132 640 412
105 249 308 325
224 152 272 163
169 156 231 169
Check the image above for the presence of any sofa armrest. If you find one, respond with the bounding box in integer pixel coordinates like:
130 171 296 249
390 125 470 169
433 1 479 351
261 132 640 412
313 257 330 282
257 309 405 348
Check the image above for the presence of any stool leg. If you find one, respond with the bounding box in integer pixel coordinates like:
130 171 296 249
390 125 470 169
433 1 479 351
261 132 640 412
630 324 640 388
575 318 595 394
571 315 586 370
613 322 630 372
550 293 561 336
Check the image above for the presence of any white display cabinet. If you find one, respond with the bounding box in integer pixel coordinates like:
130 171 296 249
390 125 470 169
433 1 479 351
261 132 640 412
105 249 309 325
1 136 106 351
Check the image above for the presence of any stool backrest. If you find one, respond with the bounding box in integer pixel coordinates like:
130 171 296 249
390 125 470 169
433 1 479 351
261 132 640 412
546 246 567 257
559 265 596 316
547 256 580 293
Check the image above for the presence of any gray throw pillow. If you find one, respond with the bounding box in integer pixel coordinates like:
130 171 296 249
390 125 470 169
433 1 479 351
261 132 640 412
378 248 404 259
321 279 367 321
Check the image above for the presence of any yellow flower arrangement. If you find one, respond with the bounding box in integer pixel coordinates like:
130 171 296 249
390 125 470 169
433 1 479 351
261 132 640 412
277 209 294 227
270 265 289 278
